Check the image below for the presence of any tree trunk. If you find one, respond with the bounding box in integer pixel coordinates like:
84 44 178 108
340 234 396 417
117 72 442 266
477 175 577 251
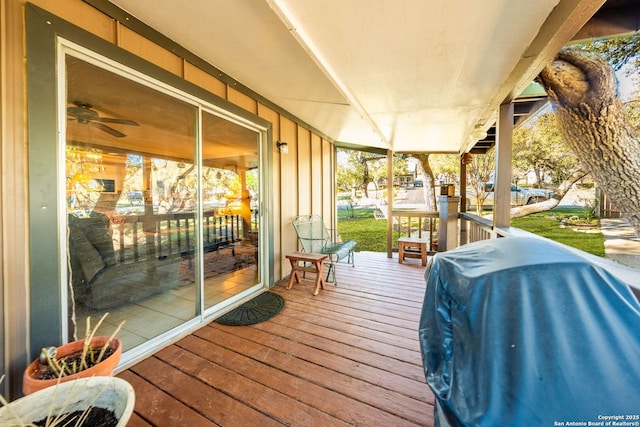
414 154 437 211
536 47 640 236
358 153 371 198
510 168 587 218
534 168 543 187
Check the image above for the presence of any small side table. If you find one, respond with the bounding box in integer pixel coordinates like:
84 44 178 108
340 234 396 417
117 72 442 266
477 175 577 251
286 252 329 296
398 237 428 267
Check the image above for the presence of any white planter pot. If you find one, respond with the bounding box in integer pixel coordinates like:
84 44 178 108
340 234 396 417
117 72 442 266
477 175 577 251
0 376 134 426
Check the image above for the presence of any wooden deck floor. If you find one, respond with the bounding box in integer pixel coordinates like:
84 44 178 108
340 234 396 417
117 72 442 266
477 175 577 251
118 251 435 426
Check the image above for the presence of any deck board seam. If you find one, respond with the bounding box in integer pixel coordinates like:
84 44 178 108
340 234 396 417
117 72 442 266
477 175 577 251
180 330 431 426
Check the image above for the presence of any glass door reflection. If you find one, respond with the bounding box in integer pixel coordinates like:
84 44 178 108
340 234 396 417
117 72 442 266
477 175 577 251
201 111 261 311
65 55 198 348
64 53 263 352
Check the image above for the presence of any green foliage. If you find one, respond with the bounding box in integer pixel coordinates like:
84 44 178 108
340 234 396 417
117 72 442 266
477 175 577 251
245 168 259 196
429 154 461 183
513 113 579 186
577 32 640 72
336 149 365 192
336 148 409 193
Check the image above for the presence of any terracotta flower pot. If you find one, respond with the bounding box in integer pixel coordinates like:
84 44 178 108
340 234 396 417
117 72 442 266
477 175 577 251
22 336 122 395
2 376 134 427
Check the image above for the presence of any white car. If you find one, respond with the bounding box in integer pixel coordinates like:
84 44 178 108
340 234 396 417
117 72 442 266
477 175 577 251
466 183 553 209
527 187 555 201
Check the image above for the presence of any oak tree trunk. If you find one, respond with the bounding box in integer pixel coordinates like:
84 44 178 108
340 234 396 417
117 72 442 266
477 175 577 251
536 47 640 236
510 168 587 218
414 154 437 211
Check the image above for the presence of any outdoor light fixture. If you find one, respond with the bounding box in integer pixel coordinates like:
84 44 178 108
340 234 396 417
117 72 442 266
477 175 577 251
277 141 289 154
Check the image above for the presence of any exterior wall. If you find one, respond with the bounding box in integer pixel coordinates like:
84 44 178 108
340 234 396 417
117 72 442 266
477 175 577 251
1 0 336 397
1 0 31 401
297 127 312 216
279 116 300 276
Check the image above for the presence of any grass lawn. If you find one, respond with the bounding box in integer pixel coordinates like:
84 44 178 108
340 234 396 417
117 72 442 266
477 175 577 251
338 206 606 256
337 208 388 252
511 206 605 257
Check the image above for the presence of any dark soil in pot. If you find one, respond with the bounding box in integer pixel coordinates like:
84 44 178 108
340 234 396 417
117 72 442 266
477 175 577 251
37 347 115 380
34 407 118 427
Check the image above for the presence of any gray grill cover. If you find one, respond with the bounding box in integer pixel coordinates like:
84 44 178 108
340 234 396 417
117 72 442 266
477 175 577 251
419 237 640 426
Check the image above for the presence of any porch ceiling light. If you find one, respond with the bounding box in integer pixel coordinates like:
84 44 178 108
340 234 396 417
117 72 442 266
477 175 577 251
277 141 289 154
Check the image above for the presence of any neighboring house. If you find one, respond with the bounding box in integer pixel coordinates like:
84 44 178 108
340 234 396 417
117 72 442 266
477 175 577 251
396 174 417 187
1 0 631 399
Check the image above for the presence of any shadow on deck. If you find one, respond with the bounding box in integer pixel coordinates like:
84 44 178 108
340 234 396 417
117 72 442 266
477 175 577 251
118 251 435 426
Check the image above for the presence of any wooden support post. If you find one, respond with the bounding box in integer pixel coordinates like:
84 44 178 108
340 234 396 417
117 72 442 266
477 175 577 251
438 196 460 251
494 102 513 229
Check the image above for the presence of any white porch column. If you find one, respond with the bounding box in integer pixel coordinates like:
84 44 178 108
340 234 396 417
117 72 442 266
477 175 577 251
438 195 460 251
494 102 514 228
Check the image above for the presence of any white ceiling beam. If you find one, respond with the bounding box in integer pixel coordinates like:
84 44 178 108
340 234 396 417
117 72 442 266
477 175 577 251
265 0 391 149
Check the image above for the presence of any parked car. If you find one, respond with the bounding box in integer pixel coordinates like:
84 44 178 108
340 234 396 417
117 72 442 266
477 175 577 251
127 190 143 206
466 182 553 209
527 186 555 201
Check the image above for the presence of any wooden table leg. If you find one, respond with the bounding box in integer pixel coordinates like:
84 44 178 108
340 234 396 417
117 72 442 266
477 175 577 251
286 253 329 295
313 259 326 296
421 243 427 266
287 258 300 290
398 242 405 264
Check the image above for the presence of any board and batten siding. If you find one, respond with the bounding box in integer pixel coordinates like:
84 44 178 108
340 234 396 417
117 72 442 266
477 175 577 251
0 0 337 398
25 0 337 283
297 126 313 216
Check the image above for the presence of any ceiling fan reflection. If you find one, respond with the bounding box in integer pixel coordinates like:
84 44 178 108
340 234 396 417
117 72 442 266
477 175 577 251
67 101 139 138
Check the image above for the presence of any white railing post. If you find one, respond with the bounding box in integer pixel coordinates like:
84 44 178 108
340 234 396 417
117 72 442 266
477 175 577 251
438 195 460 251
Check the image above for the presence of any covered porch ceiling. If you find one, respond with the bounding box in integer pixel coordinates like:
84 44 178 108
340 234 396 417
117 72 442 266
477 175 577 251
101 0 637 154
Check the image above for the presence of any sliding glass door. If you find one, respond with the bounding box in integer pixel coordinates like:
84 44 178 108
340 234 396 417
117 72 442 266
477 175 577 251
201 111 261 311
63 47 264 350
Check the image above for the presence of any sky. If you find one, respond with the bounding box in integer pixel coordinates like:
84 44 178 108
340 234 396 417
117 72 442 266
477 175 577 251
617 62 639 100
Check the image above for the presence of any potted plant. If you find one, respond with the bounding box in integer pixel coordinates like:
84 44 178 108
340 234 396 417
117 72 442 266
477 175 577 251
23 313 125 395
1 376 135 426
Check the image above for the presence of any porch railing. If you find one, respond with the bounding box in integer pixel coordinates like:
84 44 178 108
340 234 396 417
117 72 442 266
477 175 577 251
459 211 531 245
597 187 621 219
390 209 439 253
460 212 494 244
108 211 243 264
385 205 533 257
